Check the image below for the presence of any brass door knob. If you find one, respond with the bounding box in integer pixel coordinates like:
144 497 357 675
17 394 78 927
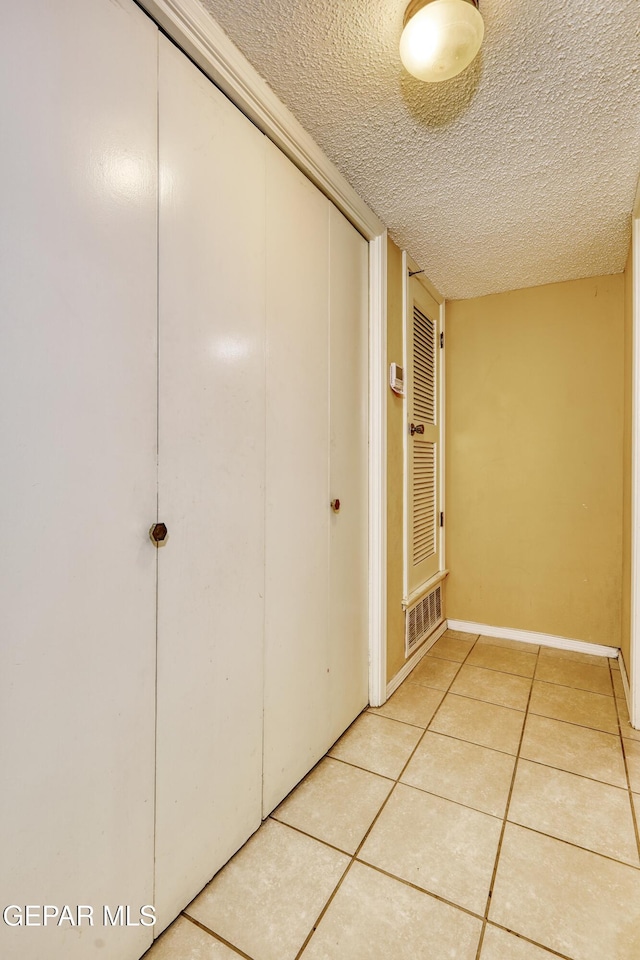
410 423 425 436
150 522 168 546
331 499 341 513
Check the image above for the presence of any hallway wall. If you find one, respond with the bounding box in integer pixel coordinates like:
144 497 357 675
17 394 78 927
445 275 625 647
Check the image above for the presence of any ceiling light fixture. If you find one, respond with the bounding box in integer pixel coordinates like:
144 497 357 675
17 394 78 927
400 0 484 83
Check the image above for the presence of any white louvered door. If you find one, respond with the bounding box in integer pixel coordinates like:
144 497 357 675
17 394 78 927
406 275 441 594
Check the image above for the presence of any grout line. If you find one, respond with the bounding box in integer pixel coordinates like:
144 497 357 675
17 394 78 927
163 639 633 960
527 706 618 737
326 753 406 780
475 641 540 958
351 859 485 922
413 724 520 757
610 658 640 864
503 820 640 872
266 815 357 858
292 860 354 960
432 689 528 714
474 922 488 958
359 709 430 731
324 752 396 782
292 646 476 958
484 920 575 960
292 639 482 953
181 914 256 959
517 755 630 792
532 673 615 699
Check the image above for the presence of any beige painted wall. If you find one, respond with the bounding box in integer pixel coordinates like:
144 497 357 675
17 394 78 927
622 246 633 670
446 275 625 646
386 236 406 681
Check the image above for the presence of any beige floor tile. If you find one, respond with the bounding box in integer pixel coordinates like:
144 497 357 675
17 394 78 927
477 635 540 654
624 738 640 791
186 819 348 960
520 714 628 787
410 655 461 691
508 759 639 866
429 694 525 755
370 682 443 728
450 664 532 711
443 629 479 642
617 696 640 741
466 644 537 678
480 925 560 959
359 783 502 914
633 793 640 824
538 645 607 667
529 680 618 734
427 635 475 662
489 823 640 960
301 861 481 960
401 731 516 817
534 657 613 696
142 917 238 960
272 757 393 854
328 712 423 779
612 671 625 698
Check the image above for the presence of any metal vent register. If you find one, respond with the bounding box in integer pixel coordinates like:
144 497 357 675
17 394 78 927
405 584 442 656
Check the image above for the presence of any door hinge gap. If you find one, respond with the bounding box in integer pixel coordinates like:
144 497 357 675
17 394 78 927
440 332 444 348
440 512 444 527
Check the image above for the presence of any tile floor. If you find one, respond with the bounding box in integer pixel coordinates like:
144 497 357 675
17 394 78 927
143 631 640 960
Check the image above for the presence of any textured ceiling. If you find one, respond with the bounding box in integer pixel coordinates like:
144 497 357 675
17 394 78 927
198 0 640 299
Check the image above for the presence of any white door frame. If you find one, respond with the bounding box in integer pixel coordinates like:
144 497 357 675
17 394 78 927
402 252 446 607
630 188 640 728
137 0 389 707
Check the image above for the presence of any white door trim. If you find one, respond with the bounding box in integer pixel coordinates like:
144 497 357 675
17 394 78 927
368 234 388 707
630 189 640 727
136 0 388 709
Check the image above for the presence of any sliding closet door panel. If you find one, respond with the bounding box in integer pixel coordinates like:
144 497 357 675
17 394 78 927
263 142 331 815
156 37 266 929
328 207 370 744
0 2 158 959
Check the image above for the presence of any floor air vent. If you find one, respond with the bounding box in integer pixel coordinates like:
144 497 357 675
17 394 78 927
405 584 443 657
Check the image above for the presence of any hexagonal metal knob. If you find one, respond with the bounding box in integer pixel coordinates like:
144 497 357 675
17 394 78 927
149 522 168 546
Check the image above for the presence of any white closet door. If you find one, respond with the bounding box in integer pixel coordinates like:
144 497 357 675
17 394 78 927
155 37 266 929
0 3 158 960
327 207 370 744
263 142 331 815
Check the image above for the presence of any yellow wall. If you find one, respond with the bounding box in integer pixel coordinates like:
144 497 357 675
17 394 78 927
446 275 625 646
386 236 406 681
622 246 633 669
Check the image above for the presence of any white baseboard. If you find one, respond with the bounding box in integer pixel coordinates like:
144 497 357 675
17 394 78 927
386 621 447 699
446 619 619 660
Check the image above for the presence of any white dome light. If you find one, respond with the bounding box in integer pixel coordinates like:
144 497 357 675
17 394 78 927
400 0 484 83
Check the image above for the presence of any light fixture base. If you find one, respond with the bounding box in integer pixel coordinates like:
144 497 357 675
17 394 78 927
403 0 479 29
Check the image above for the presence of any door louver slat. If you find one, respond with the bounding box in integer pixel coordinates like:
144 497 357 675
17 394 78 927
412 439 435 565
412 306 435 426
